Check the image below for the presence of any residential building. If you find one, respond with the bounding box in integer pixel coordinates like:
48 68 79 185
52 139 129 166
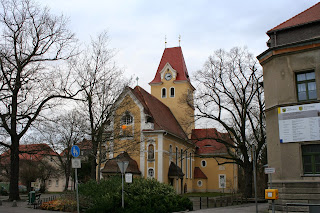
100 46 238 193
257 2 320 212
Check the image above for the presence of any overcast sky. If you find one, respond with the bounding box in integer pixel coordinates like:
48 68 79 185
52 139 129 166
41 0 319 92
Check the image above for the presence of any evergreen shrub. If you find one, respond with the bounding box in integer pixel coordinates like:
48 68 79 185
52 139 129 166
79 176 193 213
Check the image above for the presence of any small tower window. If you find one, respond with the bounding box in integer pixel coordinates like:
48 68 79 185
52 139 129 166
162 88 166 98
170 87 175 97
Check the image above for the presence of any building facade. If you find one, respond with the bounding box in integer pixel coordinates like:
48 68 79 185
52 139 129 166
100 46 238 193
257 2 320 212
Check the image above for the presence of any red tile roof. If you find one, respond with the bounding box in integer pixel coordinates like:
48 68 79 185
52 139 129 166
60 138 92 156
191 129 231 155
194 167 207 179
268 2 320 33
131 86 189 140
0 144 58 164
149 47 190 84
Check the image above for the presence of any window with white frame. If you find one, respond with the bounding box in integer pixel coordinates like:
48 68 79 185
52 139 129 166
296 71 317 101
169 144 173 162
175 147 178 165
121 111 133 125
161 88 166 98
48 179 52 187
189 153 192 179
180 149 183 173
185 151 188 178
219 174 226 188
148 168 154 178
197 180 202 187
170 87 175 97
201 159 207 167
56 179 59 187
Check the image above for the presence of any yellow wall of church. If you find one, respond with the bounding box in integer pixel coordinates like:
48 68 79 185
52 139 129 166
194 157 238 193
150 73 195 137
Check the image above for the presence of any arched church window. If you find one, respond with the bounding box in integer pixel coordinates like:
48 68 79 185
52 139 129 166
148 168 154 178
170 87 175 97
148 144 155 160
162 88 166 98
121 111 133 125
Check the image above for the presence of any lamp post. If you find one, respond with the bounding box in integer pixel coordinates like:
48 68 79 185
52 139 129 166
117 160 129 208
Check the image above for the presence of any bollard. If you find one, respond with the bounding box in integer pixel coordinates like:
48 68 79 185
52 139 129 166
200 197 202 209
12 200 17 207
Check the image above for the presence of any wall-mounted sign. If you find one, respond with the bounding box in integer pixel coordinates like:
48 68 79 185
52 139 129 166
278 103 320 143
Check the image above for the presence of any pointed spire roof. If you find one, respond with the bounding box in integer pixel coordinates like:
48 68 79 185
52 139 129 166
268 2 320 33
149 47 190 84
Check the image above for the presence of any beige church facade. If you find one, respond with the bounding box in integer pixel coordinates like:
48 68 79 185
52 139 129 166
100 47 238 193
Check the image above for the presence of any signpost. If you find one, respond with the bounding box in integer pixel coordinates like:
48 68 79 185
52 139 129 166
117 160 129 208
71 145 81 213
265 167 276 213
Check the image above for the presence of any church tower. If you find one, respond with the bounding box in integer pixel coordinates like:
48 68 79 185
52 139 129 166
149 47 195 137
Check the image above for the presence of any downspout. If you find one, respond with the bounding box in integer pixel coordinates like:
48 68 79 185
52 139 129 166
274 31 277 47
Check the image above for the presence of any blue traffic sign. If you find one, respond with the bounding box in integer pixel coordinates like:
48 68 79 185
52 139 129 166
71 145 80 157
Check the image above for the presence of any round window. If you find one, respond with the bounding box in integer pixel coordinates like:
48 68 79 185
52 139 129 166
197 180 203 187
201 160 207 167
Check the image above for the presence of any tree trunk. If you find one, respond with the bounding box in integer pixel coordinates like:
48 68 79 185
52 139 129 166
9 136 20 201
243 163 253 198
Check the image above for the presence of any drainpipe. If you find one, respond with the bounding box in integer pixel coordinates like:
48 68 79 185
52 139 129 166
274 32 277 47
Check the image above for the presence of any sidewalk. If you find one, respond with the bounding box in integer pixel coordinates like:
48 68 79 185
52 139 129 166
192 203 269 213
0 200 53 213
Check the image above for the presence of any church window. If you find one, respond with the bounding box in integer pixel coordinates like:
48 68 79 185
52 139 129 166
201 159 207 167
180 149 183 172
186 151 188 178
121 111 133 125
169 145 173 162
148 144 155 160
121 111 133 137
197 180 203 187
170 87 175 97
148 168 154 178
189 153 192 179
162 88 166 98
175 147 178 165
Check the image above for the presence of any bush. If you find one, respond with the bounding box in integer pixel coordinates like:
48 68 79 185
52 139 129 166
79 176 193 213
40 198 77 211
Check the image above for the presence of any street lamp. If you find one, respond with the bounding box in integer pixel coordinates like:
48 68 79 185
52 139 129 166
117 160 129 208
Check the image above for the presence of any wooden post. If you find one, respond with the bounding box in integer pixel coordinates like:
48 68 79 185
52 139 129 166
200 197 202 209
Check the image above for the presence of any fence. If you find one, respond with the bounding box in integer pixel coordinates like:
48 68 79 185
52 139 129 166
190 195 249 210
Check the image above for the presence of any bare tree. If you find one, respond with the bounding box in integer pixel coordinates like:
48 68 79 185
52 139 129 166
71 31 129 181
0 0 78 200
194 47 265 198
34 110 86 191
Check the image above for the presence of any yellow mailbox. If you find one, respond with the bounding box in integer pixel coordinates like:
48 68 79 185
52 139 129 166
265 189 279 200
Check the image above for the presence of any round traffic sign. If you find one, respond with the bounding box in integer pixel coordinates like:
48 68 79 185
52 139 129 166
71 145 80 157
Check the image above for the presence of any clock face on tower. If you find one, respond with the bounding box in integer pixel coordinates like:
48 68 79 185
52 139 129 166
165 73 172 81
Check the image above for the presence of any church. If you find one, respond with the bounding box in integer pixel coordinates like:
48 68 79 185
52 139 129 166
100 46 238 193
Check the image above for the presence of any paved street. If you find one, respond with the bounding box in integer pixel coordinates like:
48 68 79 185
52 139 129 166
0 200 269 213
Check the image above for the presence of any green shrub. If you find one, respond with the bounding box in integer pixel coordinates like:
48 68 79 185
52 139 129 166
79 176 192 213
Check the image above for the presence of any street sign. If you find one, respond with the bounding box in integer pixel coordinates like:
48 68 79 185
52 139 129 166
71 145 80 158
117 161 129 174
72 158 81 168
125 173 133 183
265 167 275 174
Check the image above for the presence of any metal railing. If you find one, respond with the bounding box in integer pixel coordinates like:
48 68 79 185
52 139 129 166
286 203 320 213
